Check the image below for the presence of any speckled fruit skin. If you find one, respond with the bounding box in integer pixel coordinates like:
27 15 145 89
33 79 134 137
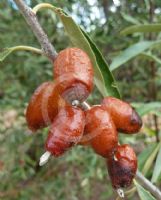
45 106 85 157
53 48 94 103
107 144 137 189
26 82 68 132
102 97 142 134
83 105 118 157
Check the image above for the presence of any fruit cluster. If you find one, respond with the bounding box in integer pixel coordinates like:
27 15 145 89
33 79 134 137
26 47 142 193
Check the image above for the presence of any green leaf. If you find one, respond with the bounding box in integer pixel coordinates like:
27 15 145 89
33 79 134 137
120 24 161 35
140 52 161 65
80 29 120 98
142 142 161 175
135 181 156 200
138 143 158 171
151 147 161 183
121 12 140 25
132 102 161 116
143 126 156 137
53 8 120 97
110 40 161 71
0 48 14 62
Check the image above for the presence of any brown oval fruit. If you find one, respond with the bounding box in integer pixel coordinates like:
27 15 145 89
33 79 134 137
45 106 85 157
26 82 68 131
102 97 142 134
53 48 94 103
107 144 137 189
82 105 118 157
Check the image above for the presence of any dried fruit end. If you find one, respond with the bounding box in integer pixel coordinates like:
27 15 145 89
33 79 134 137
107 144 137 189
39 151 51 166
62 82 89 104
117 188 125 198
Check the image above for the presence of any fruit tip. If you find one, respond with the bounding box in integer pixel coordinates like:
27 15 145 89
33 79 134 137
39 151 51 166
117 188 124 198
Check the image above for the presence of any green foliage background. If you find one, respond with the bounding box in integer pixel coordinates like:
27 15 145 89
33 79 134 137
0 0 161 199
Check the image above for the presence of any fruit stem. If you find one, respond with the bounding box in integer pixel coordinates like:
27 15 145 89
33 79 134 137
39 151 51 166
81 101 91 110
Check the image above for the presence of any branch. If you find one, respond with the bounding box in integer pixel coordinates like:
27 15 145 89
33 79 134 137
136 171 161 200
12 1 161 199
13 0 57 60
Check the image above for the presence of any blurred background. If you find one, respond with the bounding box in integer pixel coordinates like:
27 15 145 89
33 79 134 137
1 0 161 199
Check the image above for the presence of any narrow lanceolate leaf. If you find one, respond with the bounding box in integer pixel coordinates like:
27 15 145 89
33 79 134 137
0 48 14 62
120 24 161 35
142 142 161 176
110 40 161 71
132 102 161 116
135 181 156 200
151 147 161 183
53 8 120 98
80 29 120 98
0 46 42 62
121 12 140 25
140 52 161 65
138 143 157 171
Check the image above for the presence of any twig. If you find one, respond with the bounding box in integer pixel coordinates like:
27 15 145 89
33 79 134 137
12 1 161 199
13 0 57 60
136 171 161 200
